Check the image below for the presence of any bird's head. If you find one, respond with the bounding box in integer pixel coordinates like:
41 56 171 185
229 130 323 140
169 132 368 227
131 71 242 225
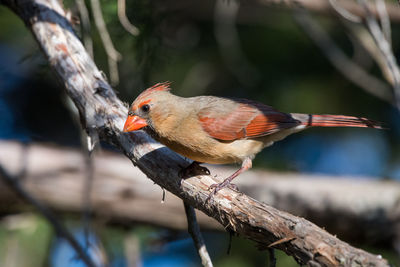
123 82 171 132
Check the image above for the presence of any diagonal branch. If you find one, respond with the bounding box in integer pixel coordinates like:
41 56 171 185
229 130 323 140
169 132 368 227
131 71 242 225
90 0 121 85
183 202 213 267
358 0 400 108
0 0 389 266
293 8 394 104
0 165 96 267
117 0 139 36
75 0 93 58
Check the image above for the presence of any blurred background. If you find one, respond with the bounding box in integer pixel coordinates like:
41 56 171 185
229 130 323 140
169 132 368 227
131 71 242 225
0 0 399 266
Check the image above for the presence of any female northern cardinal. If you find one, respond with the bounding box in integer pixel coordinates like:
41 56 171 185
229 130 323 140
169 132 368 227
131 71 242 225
123 82 381 196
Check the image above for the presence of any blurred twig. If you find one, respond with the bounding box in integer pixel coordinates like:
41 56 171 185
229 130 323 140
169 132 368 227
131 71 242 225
90 0 121 85
184 202 213 267
75 0 93 58
328 0 361 23
62 95 98 251
214 0 260 86
293 9 393 103
345 23 394 86
124 234 142 267
376 0 391 46
268 248 276 267
117 0 139 36
82 137 95 250
81 98 100 248
0 164 96 267
358 0 400 108
322 0 400 108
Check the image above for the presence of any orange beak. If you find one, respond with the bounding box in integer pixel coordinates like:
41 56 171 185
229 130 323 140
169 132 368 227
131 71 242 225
123 115 148 132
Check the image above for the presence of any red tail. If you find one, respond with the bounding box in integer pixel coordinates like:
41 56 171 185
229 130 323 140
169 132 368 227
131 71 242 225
291 113 383 129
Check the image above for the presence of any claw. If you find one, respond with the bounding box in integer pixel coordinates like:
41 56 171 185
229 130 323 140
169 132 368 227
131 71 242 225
205 158 252 202
202 167 211 175
206 180 239 202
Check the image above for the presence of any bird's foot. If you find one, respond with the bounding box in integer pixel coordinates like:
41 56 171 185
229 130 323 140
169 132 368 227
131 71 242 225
206 180 239 202
205 158 251 202
179 161 210 178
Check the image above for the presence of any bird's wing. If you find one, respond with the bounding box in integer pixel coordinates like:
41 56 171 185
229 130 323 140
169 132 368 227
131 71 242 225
198 99 301 141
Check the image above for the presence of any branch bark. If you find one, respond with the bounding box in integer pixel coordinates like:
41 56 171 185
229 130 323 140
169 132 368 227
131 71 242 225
0 0 390 266
0 140 399 248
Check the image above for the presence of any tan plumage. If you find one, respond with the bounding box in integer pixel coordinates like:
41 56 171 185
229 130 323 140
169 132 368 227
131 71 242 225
123 82 382 196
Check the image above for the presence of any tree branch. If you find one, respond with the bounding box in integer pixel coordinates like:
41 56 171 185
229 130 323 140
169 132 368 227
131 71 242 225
184 202 213 267
117 0 139 36
0 140 398 247
75 0 93 58
0 0 390 266
358 0 400 108
90 0 121 85
293 8 394 104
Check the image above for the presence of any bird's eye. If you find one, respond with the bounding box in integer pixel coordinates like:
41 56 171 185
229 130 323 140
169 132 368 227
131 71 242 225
141 104 150 112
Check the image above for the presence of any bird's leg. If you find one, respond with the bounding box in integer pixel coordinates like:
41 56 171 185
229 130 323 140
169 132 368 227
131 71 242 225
179 161 210 178
208 158 252 199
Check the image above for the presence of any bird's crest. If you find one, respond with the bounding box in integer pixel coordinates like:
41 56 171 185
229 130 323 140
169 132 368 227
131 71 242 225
131 82 172 111
145 82 171 93
135 82 171 101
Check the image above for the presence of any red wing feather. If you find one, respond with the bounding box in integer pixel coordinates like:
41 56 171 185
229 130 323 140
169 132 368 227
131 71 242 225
245 113 297 137
199 100 300 141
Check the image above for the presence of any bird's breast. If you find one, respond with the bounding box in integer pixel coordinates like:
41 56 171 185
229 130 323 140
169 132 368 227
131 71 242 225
150 128 265 164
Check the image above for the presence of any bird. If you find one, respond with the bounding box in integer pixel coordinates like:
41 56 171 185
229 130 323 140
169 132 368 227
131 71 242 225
123 82 382 197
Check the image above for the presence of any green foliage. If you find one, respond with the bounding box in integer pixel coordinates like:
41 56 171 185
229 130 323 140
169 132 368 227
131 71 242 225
214 237 299 267
0 214 53 267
